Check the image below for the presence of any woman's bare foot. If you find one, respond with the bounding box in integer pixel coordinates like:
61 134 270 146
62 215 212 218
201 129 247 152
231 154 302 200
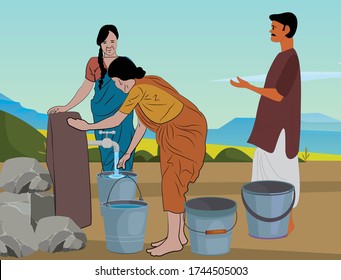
152 212 188 247
147 238 183 257
151 235 188 247
148 211 185 256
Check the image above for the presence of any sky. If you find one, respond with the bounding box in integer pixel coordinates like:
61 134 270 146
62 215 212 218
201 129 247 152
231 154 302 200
1 0 341 128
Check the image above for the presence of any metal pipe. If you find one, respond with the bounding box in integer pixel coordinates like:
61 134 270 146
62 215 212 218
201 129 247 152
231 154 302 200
87 132 120 152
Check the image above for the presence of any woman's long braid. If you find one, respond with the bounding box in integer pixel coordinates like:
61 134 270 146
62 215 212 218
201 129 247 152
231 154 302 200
98 47 107 90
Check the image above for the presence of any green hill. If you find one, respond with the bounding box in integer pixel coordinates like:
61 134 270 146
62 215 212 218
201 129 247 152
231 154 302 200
134 150 154 162
214 147 252 162
0 110 46 162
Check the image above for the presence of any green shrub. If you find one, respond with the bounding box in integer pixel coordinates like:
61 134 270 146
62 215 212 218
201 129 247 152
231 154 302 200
88 147 101 162
134 150 213 162
205 152 214 162
134 150 154 162
214 147 252 162
148 145 160 162
148 155 160 162
301 147 310 162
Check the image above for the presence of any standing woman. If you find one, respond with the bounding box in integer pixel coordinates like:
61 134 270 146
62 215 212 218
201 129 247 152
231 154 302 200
48 25 135 171
68 57 208 257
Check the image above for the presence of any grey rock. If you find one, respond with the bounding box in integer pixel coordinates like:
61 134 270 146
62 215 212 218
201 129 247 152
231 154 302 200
49 231 72 253
35 216 87 253
0 235 20 257
0 192 31 224
30 191 55 230
0 191 56 230
0 191 30 206
0 205 31 225
64 235 82 250
0 158 87 257
0 240 7 256
0 157 52 193
0 220 38 258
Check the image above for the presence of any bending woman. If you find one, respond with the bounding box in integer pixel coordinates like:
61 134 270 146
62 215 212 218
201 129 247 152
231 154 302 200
68 57 207 257
48 25 135 171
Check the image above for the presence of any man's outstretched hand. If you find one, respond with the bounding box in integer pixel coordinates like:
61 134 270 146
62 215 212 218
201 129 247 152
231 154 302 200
230 76 250 89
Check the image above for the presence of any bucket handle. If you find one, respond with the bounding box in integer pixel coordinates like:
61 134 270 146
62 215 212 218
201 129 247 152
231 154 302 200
105 175 144 205
185 211 238 235
241 189 295 223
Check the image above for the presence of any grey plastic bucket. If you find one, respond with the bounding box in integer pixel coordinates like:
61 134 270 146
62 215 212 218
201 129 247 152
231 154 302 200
185 197 237 256
101 176 148 254
97 171 137 214
241 180 295 239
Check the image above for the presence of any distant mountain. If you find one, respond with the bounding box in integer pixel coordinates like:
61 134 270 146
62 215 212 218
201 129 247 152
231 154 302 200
301 113 340 123
301 113 341 132
1 92 340 154
207 118 255 148
0 92 48 130
147 115 341 154
206 116 341 154
0 93 11 101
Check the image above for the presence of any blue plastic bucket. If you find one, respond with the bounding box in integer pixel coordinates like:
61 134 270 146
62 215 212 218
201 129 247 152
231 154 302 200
241 180 295 239
101 176 148 254
185 197 237 255
97 171 137 214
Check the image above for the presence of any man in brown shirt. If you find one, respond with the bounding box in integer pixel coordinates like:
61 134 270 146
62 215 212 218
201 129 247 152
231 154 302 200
231 12 300 235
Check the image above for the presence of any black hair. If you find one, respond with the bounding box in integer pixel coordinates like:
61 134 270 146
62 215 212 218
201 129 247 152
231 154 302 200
96 25 119 89
108 57 146 80
269 12 298 38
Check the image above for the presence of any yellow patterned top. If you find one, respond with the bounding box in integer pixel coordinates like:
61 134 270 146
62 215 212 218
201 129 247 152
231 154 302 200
119 78 184 123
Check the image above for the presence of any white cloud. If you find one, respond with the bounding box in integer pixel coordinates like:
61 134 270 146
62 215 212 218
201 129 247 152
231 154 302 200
301 72 341 81
212 75 266 83
213 72 341 83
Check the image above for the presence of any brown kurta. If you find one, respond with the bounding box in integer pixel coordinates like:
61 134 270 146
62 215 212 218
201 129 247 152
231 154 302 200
248 48 301 159
130 76 207 213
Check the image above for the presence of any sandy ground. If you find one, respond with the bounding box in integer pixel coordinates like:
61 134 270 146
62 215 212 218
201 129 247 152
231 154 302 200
1 162 341 260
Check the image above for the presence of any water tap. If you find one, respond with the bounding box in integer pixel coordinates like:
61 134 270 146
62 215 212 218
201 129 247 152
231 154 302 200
88 130 119 152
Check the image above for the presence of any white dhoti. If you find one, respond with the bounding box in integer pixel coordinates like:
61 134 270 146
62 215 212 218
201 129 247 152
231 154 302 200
251 129 300 208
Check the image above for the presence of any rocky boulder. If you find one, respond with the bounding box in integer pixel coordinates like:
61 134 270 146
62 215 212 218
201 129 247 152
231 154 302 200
0 192 31 223
0 218 38 257
0 157 52 193
30 191 55 230
35 216 87 253
0 157 87 258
